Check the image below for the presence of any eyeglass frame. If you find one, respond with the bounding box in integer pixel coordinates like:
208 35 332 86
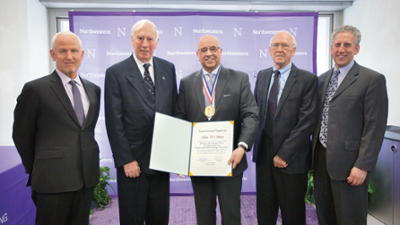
197 46 221 54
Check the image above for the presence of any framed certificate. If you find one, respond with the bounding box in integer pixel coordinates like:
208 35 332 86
150 112 233 176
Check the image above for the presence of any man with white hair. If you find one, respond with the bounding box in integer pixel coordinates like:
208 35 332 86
104 19 177 225
13 31 101 225
252 30 318 225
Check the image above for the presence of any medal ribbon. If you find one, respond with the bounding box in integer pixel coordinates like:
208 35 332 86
202 67 221 105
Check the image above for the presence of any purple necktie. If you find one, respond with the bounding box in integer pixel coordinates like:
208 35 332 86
143 63 155 98
69 80 85 126
319 69 340 148
265 70 280 134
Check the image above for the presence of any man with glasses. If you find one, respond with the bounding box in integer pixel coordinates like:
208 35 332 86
252 30 318 225
174 35 258 225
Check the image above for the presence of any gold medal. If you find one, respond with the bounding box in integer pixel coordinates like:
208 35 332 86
204 105 215 117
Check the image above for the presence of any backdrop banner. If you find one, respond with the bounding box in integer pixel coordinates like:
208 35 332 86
69 11 318 195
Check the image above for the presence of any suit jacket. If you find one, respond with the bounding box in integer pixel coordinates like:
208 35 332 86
104 55 177 174
174 66 259 176
312 62 388 180
252 64 318 174
12 71 101 194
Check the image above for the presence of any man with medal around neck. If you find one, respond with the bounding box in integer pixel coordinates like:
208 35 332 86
252 30 318 225
174 35 259 225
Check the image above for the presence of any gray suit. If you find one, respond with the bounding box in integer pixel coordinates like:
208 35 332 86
312 61 388 225
174 66 258 225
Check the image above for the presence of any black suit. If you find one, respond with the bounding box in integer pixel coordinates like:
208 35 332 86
174 66 258 225
253 64 317 225
13 71 101 224
104 55 177 225
312 62 388 225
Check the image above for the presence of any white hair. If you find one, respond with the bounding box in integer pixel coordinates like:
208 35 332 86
131 19 159 40
269 30 297 48
51 31 82 50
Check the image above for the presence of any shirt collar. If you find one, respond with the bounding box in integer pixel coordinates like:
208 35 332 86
133 53 153 69
56 69 82 87
202 65 221 76
334 60 354 77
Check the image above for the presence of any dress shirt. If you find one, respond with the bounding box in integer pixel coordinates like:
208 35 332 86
334 60 355 86
133 53 155 85
56 69 89 116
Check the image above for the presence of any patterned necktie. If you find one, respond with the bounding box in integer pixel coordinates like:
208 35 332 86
319 69 340 148
143 63 155 98
265 70 280 134
69 80 85 126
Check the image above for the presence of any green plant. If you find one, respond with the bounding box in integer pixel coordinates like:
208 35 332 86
93 165 116 210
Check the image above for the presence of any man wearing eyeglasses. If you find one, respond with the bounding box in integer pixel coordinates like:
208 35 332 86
174 35 258 225
252 30 318 225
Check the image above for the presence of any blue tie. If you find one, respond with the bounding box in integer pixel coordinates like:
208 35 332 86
143 63 155 98
69 80 85 126
265 70 280 134
319 69 340 148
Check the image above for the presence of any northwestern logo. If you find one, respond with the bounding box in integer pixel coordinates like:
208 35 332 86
79 29 111 34
289 28 298 36
259 49 268 58
117 27 126 37
174 27 183 36
234 28 242 37
0 213 8 224
193 29 223 34
87 49 96 58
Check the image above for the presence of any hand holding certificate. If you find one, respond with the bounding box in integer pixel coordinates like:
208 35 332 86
150 113 234 176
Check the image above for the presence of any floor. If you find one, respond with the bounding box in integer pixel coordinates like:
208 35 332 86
89 195 386 225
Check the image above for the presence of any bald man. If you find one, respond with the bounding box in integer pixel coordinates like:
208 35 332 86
252 30 318 225
174 35 258 225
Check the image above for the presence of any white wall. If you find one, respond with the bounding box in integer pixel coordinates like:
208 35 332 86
0 0 49 145
343 0 400 126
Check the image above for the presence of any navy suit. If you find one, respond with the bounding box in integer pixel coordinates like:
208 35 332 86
105 55 177 225
253 64 317 225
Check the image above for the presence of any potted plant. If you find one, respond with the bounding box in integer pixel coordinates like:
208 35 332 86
92 165 116 211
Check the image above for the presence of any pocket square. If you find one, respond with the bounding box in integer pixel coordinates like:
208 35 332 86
223 94 231 97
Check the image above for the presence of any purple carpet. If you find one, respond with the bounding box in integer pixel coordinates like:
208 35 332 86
90 195 319 225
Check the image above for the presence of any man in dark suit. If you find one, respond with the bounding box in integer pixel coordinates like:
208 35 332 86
174 35 258 225
312 25 388 225
12 31 101 225
104 19 177 225
252 30 318 225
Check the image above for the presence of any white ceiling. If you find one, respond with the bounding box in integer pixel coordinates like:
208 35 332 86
39 0 354 12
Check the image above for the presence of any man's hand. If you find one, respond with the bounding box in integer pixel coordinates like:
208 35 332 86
123 161 141 178
347 167 367 186
228 147 246 169
273 155 288 168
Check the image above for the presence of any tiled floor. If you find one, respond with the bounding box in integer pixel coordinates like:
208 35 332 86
367 214 385 225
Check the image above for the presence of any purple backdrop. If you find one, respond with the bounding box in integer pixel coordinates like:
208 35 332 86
69 11 318 195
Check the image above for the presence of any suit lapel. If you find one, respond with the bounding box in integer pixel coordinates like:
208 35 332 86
154 58 167 111
81 78 96 129
319 68 334 107
125 56 155 111
49 71 81 126
332 63 359 100
275 65 297 118
193 70 205 115
214 66 229 110
258 68 273 126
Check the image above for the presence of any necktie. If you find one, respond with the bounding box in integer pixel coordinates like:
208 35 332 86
265 70 280 134
319 69 340 148
205 73 215 107
69 80 85 126
143 63 155 98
